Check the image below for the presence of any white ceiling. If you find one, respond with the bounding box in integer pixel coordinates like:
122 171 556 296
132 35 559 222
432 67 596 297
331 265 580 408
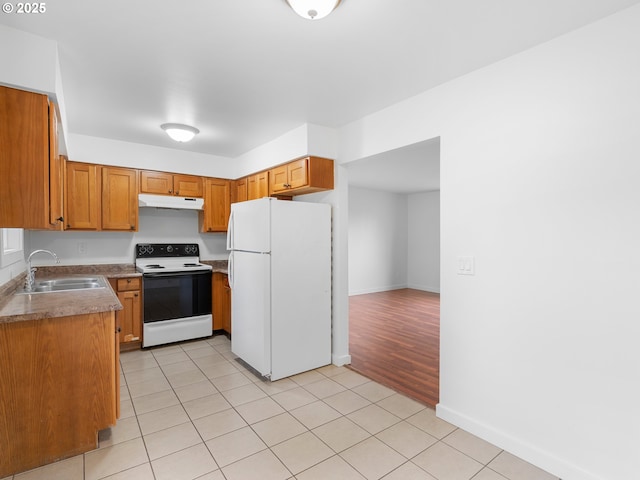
2 0 639 191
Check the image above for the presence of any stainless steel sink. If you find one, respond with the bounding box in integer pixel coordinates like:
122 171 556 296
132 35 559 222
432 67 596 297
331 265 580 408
18 276 107 294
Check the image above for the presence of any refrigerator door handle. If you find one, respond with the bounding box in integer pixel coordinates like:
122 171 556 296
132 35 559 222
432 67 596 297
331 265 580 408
228 251 234 289
226 210 234 251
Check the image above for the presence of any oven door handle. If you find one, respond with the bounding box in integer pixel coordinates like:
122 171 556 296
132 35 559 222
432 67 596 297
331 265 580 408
143 271 212 278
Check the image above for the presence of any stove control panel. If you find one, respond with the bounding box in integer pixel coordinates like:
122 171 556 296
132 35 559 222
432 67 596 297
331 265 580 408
136 243 200 259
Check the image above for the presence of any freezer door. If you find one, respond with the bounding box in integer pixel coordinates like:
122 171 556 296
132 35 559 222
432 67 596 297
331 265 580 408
230 250 271 377
228 198 271 253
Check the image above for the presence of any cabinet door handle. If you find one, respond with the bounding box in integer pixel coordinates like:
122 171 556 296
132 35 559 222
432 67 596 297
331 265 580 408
130 225 135 230
134 293 139 297
169 189 173 193
116 327 122 333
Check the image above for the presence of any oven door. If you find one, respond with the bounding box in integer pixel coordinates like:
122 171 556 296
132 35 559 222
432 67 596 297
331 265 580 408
142 271 212 323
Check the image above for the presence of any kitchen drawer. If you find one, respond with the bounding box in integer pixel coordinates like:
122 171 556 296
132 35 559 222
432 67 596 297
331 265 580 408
116 277 141 291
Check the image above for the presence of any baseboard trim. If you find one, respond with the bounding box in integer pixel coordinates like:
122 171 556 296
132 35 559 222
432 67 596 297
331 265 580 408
407 283 440 293
436 403 603 480
332 353 351 366
348 284 409 296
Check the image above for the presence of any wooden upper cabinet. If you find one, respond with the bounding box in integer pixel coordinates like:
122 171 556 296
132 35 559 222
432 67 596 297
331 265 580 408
174 174 203 197
200 178 230 233
140 170 203 197
65 162 100 230
48 104 64 227
269 156 333 197
247 171 269 200
233 177 248 204
102 166 138 231
140 170 172 195
0 86 64 229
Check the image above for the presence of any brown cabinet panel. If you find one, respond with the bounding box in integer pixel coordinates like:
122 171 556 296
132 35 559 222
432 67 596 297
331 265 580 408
116 277 141 292
269 164 289 195
48 104 64 226
174 174 203 197
110 277 143 350
213 272 231 334
117 290 141 344
200 178 231 233
140 170 173 195
287 158 308 189
268 156 333 197
233 177 248 203
65 162 100 230
247 171 269 200
102 166 138 231
0 311 117 477
140 170 203 197
0 86 63 229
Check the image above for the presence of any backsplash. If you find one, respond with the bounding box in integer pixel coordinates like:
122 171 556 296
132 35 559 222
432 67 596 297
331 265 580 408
26 208 229 266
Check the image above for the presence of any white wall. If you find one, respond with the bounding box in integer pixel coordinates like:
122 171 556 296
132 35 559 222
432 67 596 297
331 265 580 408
234 123 338 177
408 191 440 293
26 208 228 266
348 188 440 295
335 5 640 480
0 25 69 150
348 187 408 295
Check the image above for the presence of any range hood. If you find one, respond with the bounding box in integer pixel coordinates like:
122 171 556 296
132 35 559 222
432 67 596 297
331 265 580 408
138 193 204 210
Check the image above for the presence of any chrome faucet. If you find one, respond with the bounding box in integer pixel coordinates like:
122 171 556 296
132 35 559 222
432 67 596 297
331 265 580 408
25 249 60 292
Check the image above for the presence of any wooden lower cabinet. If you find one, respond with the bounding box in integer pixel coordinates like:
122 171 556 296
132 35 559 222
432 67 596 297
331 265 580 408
109 277 142 351
0 311 119 477
213 272 231 334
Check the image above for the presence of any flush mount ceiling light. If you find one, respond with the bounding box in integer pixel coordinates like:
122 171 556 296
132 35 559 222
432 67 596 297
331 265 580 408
286 0 342 20
161 123 200 142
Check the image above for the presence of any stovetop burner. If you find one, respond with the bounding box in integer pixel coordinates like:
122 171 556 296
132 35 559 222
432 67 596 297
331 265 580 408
134 243 213 274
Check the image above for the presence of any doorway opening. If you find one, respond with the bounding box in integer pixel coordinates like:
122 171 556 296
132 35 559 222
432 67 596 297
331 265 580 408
346 137 440 407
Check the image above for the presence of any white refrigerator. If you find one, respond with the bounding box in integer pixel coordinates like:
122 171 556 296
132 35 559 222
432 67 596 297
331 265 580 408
227 197 332 381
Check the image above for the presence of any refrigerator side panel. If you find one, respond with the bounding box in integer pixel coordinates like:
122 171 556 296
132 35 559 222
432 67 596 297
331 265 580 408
270 201 332 380
229 198 271 253
230 251 271 377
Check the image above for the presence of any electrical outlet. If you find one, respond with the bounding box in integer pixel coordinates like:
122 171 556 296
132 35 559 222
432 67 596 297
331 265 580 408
457 256 475 275
77 241 88 256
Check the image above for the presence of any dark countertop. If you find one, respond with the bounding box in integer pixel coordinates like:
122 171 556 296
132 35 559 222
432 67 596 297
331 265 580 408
0 273 122 324
201 259 228 274
0 264 139 324
0 262 227 324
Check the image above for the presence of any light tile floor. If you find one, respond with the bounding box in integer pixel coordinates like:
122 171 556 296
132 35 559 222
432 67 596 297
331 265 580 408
7 336 560 480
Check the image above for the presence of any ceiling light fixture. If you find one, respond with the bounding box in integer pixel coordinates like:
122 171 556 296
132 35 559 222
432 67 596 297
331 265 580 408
161 123 200 142
286 0 342 20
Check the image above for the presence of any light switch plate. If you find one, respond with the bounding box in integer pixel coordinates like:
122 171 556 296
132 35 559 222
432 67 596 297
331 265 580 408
457 256 475 275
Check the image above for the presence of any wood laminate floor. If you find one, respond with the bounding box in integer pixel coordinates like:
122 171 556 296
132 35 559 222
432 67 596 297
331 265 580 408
349 288 440 407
